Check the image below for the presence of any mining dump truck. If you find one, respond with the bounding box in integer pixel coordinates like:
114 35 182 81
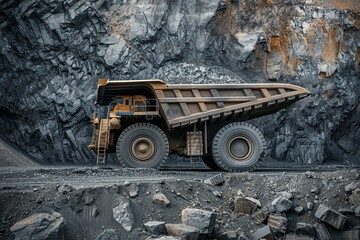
89 79 310 172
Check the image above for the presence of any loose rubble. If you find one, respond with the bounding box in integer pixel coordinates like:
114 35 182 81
1 169 360 239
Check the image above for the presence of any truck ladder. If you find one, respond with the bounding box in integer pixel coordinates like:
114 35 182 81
96 118 109 164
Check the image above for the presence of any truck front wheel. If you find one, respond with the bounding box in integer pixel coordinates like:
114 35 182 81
116 123 169 169
212 122 266 172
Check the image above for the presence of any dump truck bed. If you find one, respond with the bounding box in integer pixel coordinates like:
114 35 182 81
96 79 310 128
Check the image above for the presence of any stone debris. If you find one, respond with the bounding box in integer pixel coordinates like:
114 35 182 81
354 206 360 217
129 184 139 198
234 197 258 214
306 202 314 210
181 208 216 235
10 212 65 240
294 206 304 214
304 171 315 178
165 224 200 240
216 231 238 240
277 191 293 200
337 230 360 240
213 191 222 197
267 213 288 234
245 197 261 207
338 208 354 215
345 182 359 192
271 196 292 213
295 223 315 237
252 205 273 223
149 237 181 240
252 225 274 240
349 188 360 205
285 234 315 240
315 204 347 230
310 187 320 194
57 184 74 194
113 201 134 231
204 174 225 186
95 229 118 240
144 221 167 235
153 193 170 207
313 223 331 240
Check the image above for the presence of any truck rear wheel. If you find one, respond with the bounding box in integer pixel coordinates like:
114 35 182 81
212 122 266 172
116 123 169 169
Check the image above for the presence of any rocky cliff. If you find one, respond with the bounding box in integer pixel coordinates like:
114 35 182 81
0 0 359 164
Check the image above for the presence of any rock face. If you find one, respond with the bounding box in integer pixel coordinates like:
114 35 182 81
0 0 359 164
10 212 65 240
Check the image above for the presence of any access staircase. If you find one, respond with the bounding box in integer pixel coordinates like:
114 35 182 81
89 105 110 165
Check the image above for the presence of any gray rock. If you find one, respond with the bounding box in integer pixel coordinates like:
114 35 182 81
345 182 359 192
277 191 293 200
315 204 347 230
150 237 181 240
165 224 200 240
144 221 167 235
313 223 331 240
310 187 320 194
129 184 138 198
234 197 258 215
285 234 315 240
349 188 360 205
268 213 288 234
113 200 133 231
58 184 74 194
181 208 216 235
252 205 273 223
252 225 274 240
355 206 360 217
10 212 65 240
95 229 118 240
204 174 225 186
271 196 292 213
295 223 315 237
338 208 354 215
153 193 170 207
216 231 237 240
294 206 304 214
337 230 360 240
245 197 261 207
213 191 222 197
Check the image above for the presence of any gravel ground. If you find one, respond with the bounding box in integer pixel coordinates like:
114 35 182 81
1 166 359 240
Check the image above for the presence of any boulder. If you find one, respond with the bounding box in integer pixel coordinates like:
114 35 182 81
349 189 360 205
295 223 315 237
315 204 347 230
252 205 273 223
144 221 167 235
313 223 331 240
271 196 292 213
10 212 65 240
285 234 315 240
345 182 359 192
95 229 118 240
252 225 274 240
234 197 258 214
181 208 216 235
267 213 288 234
204 174 225 186
165 224 200 240
337 230 360 240
153 193 170 207
113 201 134 231
354 206 360 217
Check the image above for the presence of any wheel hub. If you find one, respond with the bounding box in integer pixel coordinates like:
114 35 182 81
228 137 253 161
131 137 155 161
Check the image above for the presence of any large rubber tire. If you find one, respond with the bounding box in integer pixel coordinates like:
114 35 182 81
212 122 266 172
116 123 169 169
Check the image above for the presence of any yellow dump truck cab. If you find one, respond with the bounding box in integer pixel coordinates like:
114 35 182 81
90 79 310 172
